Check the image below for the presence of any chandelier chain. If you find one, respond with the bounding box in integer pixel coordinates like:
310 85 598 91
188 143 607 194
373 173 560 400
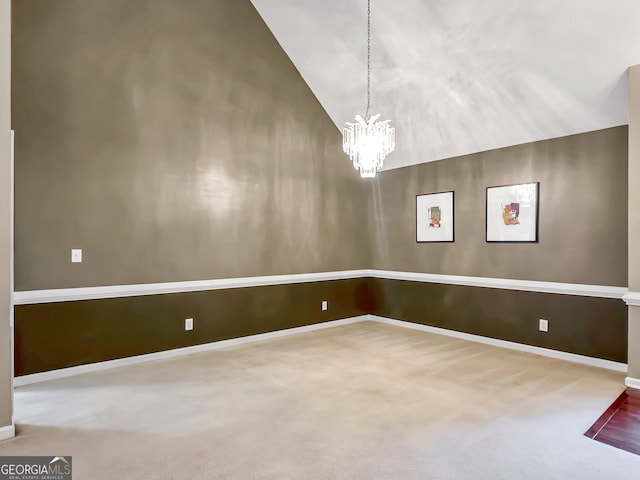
366 0 371 119
342 0 394 178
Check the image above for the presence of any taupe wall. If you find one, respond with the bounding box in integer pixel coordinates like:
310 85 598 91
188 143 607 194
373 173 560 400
370 127 628 287
8 1 633 381
12 0 369 291
630 67 640 292
628 65 640 380
0 0 11 429
630 308 640 379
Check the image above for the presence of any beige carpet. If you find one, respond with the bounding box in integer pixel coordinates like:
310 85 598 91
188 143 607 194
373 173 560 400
1 320 639 479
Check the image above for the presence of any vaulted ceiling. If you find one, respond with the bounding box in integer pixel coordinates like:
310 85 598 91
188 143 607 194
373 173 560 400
250 0 640 170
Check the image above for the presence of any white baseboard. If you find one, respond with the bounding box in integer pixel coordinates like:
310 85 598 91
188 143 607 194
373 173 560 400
14 314 627 387
14 316 367 387
0 423 15 442
625 376 640 389
367 315 628 373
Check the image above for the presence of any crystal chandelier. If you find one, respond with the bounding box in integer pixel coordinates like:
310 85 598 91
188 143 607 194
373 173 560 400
343 0 395 178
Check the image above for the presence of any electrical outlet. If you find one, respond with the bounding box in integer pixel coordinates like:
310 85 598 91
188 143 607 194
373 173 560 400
539 318 549 332
71 249 82 263
321 300 328 311
185 318 194 331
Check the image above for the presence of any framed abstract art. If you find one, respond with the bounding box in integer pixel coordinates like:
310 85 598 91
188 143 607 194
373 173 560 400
486 182 539 243
416 191 454 243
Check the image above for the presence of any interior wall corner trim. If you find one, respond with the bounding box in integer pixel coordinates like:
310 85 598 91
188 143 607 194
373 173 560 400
368 270 627 299
0 422 15 442
12 270 371 305
625 377 640 389
622 291 640 306
367 315 628 373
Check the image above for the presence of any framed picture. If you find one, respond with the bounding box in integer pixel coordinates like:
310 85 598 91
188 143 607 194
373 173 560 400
486 182 539 242
416 191 454 243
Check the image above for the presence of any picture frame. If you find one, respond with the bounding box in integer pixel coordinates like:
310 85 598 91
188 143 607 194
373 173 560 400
416 191 454 243
486 182 539 243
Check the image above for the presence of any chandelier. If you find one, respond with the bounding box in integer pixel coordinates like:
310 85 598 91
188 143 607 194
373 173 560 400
342 0 395 178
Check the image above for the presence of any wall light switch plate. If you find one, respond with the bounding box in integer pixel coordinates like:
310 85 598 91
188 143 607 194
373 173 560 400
321 300 328 311
71 249 82 263
539 319 549 332
185 318 194 331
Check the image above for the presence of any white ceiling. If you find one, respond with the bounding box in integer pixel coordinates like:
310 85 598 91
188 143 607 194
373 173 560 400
250 0 640 170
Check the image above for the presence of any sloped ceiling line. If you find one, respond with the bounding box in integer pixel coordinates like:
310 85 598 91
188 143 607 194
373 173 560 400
250 0 640 169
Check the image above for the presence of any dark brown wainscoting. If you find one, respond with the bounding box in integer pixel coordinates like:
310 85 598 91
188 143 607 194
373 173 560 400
369 278 627 363
15 276 628 377
14 278 372 376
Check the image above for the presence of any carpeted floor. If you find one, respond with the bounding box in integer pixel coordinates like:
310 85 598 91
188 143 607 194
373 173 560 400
1 320 639 479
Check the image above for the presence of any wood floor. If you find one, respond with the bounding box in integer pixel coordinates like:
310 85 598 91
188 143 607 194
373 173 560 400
586 388 640 456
